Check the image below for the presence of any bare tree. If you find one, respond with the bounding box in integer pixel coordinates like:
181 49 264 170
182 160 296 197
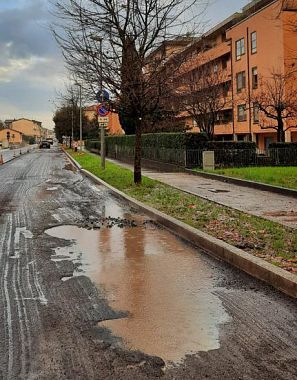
253 71 297 142
176 63 230 139
52 0 206 183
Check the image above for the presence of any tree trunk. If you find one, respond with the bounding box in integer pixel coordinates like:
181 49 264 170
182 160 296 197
277 118 285 142
134 124 142 184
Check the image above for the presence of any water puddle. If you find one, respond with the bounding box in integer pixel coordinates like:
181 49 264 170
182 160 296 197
46 207 230 363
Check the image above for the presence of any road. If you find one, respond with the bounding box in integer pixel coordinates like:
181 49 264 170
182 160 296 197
0 147 296 379
106 158 297 229
0 145 37 164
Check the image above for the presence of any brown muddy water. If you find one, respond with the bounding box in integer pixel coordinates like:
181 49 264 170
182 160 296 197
46 200 230 363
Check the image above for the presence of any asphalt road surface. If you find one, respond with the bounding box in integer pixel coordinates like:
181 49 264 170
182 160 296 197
0 147 296 380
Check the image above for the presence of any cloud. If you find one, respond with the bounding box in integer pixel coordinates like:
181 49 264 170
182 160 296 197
0 0 247 129
0 0 66 129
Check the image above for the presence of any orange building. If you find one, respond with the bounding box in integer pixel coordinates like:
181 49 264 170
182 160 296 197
170 0 297 150
0 128 23 146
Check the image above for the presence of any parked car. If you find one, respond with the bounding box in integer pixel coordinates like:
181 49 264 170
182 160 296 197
39 141 51 149
46 138 54 145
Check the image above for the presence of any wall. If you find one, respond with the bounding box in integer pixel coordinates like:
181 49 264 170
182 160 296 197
11 119 42 139
0 129 22 144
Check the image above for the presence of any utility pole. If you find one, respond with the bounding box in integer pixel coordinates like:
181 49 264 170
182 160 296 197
90 35 105 170
71 106 74 147
99 38 105 169
79 84 82 152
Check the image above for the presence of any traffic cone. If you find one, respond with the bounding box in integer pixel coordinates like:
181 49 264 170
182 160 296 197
0 154 3 165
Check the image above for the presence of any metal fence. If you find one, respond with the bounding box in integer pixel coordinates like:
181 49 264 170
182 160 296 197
107 145 186 167
106 144 297 169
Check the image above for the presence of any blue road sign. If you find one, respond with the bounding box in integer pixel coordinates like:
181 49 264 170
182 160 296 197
97 104 110 117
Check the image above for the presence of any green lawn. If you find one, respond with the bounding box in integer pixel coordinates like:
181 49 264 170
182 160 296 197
201 166 297 190
68 150 297 273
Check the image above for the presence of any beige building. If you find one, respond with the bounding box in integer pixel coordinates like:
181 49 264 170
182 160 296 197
7 119 43 143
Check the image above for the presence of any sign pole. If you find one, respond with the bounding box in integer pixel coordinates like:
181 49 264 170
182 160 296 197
99 39 105 170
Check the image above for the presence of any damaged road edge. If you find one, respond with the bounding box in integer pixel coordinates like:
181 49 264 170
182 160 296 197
64 150 297 299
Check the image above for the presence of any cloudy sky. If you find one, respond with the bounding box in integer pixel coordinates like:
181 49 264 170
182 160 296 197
0 0 248 130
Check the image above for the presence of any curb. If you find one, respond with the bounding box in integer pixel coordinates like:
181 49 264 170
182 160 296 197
185 169 297 199
64 150 297 299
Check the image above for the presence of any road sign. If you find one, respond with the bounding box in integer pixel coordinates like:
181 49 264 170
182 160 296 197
98 116 109 123
98 116 109 128
96 89 110 102
97 104 110 117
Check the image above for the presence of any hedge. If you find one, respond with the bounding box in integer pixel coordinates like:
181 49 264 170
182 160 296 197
86 134 258 168
269 142 297 149
104 133 256 150
105 132 208 150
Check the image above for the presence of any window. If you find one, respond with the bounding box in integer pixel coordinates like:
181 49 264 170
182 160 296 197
236 38 245 60
214 62 218 73
251 32 257 54
252 67 258 89
222 57 228 70
237 104 247 122
236 71 246 92
253 103 259 123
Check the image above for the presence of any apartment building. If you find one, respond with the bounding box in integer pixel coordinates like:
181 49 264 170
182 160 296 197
6 118 43 143
172 0 297 149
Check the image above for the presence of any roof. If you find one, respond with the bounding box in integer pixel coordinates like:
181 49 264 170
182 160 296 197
0 128 23 134
11 118 42 125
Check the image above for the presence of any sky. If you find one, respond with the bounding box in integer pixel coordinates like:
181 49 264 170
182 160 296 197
0 0 249 130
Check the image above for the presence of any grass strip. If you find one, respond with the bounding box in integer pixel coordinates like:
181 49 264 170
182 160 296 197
195 166 297 190
69 150 297 273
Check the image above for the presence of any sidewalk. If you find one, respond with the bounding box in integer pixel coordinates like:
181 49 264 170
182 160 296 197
106 157 297 229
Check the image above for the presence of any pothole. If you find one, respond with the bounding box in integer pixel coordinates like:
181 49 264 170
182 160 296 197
45 222 230 363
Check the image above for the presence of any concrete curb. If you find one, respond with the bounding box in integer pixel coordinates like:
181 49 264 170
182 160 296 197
64 150 297 299
185 169 297 199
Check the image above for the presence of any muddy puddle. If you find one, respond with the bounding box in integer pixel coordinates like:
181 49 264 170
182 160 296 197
46 201 230 363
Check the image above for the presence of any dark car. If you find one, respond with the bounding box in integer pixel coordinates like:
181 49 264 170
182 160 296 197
46 138 54 145
39 141 51 149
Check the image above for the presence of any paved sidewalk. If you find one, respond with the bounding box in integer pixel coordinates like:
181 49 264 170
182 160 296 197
107 158 297 229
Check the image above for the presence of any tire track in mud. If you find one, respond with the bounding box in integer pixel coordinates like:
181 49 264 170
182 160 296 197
0 153 51 379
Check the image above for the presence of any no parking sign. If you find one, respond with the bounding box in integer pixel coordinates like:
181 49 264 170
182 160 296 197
97 104 110 117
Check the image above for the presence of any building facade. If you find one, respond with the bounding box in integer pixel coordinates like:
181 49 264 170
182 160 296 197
7 118 43 143
0 128 23 147
172 0 297 149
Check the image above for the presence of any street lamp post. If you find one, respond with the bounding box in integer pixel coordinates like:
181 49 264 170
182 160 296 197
73 82 83 152
90 35 105 169
78 84 83 152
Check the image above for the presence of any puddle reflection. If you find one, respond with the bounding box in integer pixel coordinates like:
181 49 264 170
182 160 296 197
46 206 230 363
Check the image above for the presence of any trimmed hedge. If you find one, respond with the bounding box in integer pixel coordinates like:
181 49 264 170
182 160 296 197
86 134 257 168
105 132 208 150
104 133 256 150
269 142 297 149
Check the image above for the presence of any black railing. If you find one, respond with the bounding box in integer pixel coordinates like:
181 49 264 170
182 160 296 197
103 143 297 168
